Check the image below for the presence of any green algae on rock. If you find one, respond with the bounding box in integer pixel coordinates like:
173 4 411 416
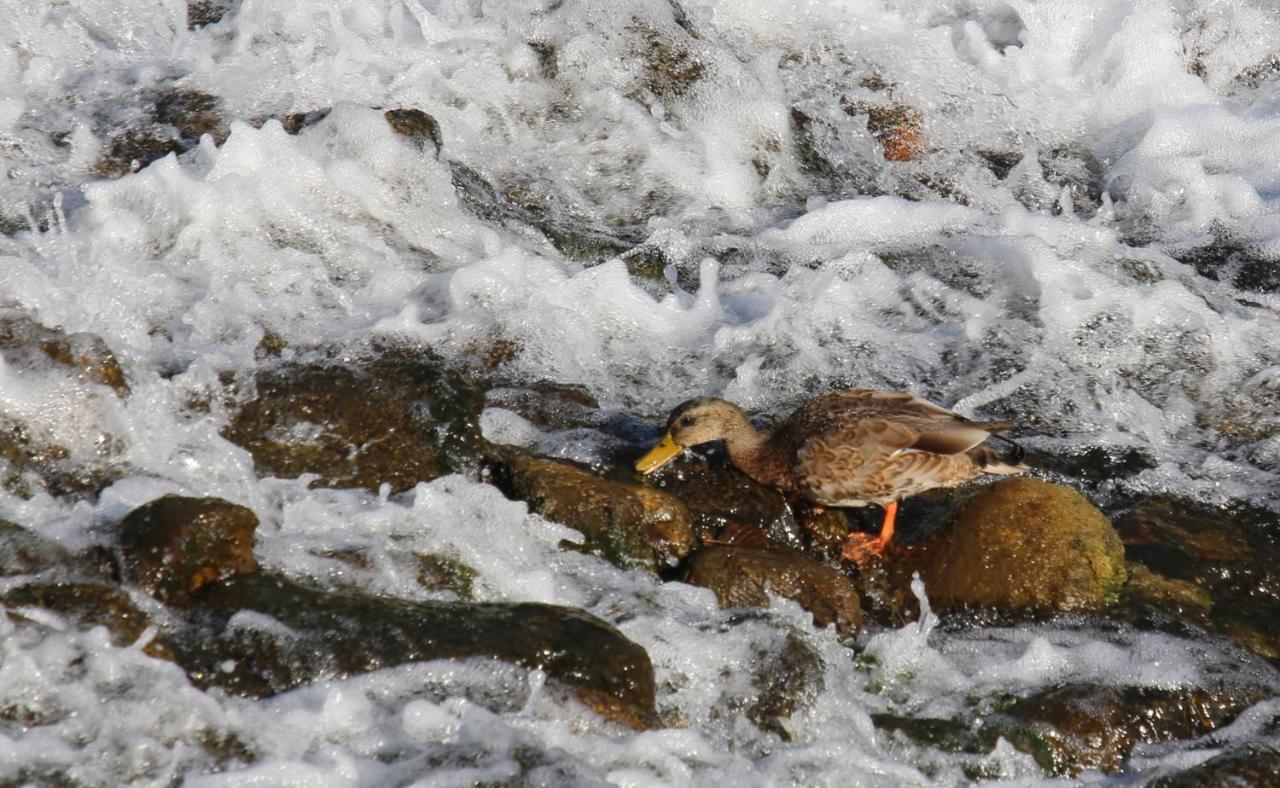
489 449 696 571
118 495 259 607
684 545 863 638
909 478 1126 614
222 350 483 493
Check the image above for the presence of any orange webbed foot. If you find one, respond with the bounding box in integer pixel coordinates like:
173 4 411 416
840 500 899 566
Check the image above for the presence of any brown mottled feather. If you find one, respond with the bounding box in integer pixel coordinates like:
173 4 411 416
765 389 1021 506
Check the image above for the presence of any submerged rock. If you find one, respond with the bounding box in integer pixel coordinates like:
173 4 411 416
744 632 825 740
0 312 129 497
174 573 657 728
0 520 71 576
1116 496 1280 659
684 545 862 638
117 495 259 607
222 350 483 493
986 684 1274 776
1122 562 1213 622
909 479 1126 614
878 683 1273 777
489 449 696 571
1149 743 1280 787
92 90 229 178
1 582 166 657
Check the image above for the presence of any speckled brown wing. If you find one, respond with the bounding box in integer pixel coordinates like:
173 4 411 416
779 389 1005 506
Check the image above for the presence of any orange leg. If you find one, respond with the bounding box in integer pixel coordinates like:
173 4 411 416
841 500 899 564
876 500 898 549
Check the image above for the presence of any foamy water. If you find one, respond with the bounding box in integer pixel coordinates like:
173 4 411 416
2 0 1279 784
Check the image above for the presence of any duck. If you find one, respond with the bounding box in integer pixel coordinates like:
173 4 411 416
634 389 1025 562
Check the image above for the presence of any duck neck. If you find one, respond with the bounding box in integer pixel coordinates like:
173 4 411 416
720 411 771 483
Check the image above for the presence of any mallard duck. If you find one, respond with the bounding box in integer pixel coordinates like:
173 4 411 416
634 389 1025 561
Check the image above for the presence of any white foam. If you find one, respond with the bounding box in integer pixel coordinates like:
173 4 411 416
2 0 1279 782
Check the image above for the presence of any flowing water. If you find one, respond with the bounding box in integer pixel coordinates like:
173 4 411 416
2 0 1280 784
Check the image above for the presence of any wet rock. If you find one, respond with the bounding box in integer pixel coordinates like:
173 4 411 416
448 162 636 262
1 582 168 657
1123 562 1213 622
222 350 484 493
986 684 1274 776
1115 496 1280 660
684 546 863 638
0 312 128 397
117 495 259 606
489 449 696 571
174 573 657 728
0 520 70 576
631 23 705 100
187 0 237 29
1149 742 1280 787
92 90 228 178
873 714 992 755
642 454 850 549
865 105 924 162
0 312 129 497
744 632 825 740
384 108 442 154
909 479 1126 614
484 383 599 431
278 108 332 135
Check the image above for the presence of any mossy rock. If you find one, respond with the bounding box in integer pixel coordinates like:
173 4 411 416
222 350 483 493
489 450 696 571
175 573 657 728
118 495 259 607
684 545 862 638
909 478 1125 613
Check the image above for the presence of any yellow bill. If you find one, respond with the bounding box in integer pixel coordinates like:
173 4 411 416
635 433 685 474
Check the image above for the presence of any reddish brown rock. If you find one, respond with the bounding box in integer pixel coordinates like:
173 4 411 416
118 495 258 606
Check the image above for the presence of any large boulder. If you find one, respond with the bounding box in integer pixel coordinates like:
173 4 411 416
490 450 696 571
909 478 1126 614
117 495 259 606
684 545 862 638
174 573 658 729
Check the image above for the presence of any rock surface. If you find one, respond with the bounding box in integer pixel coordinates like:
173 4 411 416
174 573 658 728
489 450 696 571
0 520 71 576
684 545 862 638
222 350 483 493
0 311 129 497
1115 495 1280 659
908 479 1126 613
1149 743 1280 787
987 683 1272 775
118 495 259 606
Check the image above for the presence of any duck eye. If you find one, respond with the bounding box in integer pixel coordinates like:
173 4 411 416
678 416 695 428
